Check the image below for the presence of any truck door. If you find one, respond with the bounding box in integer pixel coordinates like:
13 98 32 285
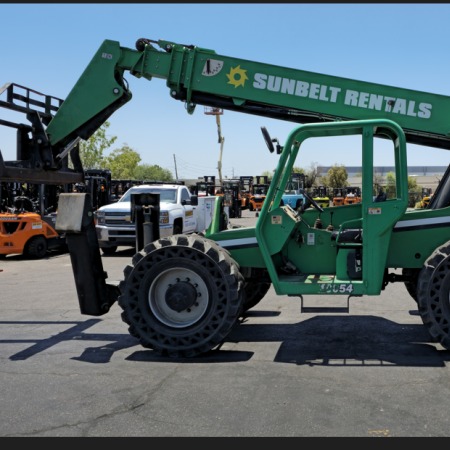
181 187 197 233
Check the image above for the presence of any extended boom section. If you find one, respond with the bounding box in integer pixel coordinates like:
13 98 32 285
50 38 450 151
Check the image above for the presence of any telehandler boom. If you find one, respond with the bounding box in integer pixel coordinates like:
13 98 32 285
3 37 450 357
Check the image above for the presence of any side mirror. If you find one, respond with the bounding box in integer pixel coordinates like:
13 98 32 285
190 195 198 206
261 126 283 154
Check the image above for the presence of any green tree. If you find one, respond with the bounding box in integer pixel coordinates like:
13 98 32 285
321 164 348 188
303 162 319 188
385 171 396 198
79 121 117 169
373 170 384 195
134 164 173 181
103 144 141 179
380 171 423 206
408 175 420 192
407 175 422 207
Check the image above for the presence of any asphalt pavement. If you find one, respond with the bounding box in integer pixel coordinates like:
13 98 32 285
1 209 450 437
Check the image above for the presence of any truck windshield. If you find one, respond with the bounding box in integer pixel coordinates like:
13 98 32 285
119 188 177 203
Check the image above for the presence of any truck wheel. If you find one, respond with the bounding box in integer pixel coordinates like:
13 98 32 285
25 235 47 259
101 246 117 256
118 234 245 358
242 281 271 312
416 242 450 348
402 268 419 303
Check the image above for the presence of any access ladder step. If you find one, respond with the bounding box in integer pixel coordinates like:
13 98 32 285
300 297 350 314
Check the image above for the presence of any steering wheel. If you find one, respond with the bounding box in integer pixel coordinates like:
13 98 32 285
261 126 275 153
302 190 324 213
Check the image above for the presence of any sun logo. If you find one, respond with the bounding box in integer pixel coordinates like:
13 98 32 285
226 65 248 88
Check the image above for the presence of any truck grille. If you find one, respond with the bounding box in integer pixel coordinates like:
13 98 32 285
104 212 133 226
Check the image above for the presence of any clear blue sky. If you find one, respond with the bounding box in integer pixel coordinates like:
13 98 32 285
2 3 450 180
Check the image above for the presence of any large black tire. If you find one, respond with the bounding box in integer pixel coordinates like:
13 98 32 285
402 268 420 303
242 281 271 312
25 235 47 259
118 234 245 358
13 196 35 212
416 241 450 349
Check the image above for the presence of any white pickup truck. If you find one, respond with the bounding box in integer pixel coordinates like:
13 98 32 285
95 183 217 255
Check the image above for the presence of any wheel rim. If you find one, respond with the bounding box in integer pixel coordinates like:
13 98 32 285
37 242 46 255
149 267 209 327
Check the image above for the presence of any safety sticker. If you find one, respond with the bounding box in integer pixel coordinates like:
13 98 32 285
271 215 282 225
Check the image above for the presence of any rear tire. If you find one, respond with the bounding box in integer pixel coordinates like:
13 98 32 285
25 235 47 259
118 234 245 358
417 242 450 348
242 281 271 312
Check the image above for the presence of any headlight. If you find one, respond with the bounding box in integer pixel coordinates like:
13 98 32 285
160 211 169 225
96 211 105 225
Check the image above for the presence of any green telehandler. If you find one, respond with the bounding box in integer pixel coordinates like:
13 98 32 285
2 37 450 357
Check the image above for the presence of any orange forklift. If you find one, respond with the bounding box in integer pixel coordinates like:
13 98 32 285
0 182 67 259
344 186 362 205
331 187 346 206
247 175 270 213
